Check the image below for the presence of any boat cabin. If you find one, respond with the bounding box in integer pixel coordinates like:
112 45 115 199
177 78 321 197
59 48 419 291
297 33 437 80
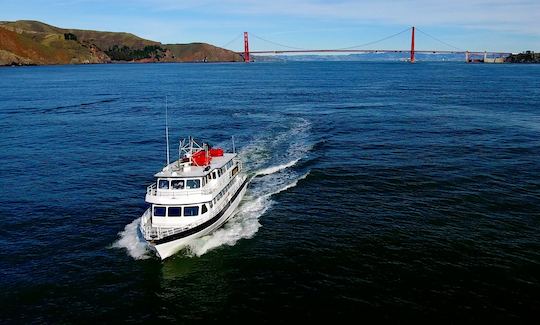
145 139 241 226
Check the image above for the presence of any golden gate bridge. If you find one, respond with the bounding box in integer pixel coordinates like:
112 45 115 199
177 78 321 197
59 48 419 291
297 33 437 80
223 27 512 63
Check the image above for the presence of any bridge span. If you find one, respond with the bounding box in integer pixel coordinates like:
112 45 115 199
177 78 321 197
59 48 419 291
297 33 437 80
231 27 512 63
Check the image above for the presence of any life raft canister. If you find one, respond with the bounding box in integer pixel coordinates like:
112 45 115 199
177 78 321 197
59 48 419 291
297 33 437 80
191 150 211 166
191 148 224 166
209 148 224 157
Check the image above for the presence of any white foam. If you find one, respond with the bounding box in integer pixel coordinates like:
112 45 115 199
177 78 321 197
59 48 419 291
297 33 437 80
255 158 300 176
185 194 267 256
239 117 312 173
267 171 310 197
111 218 151 260
185 170 310 257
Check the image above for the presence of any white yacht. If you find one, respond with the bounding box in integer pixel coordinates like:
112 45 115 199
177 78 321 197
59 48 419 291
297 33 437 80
139 137 248 259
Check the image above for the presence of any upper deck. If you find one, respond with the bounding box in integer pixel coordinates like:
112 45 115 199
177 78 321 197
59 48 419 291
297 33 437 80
155 153 237 178
146 155 242 205
145 137 243 205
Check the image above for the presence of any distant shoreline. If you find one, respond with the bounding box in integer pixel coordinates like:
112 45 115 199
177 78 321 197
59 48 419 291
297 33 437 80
3 20 538 67
4 60 540 68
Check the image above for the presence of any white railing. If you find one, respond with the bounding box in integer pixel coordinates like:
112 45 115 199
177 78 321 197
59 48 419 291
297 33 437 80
146 183 215 197
140 176 245 241
140 209 191 240
146 169 237 198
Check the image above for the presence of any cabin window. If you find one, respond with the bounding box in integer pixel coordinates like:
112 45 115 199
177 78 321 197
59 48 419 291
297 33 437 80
186 179 201 189
168 207 182 217
153 206 166 217
231 166 239 176
171 179 184 190
202 204 208 214
158 179 169 189
217 169 222 177
184 206 199 216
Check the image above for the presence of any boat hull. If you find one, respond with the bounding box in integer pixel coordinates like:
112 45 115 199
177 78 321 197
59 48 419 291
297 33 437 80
148 181 247 260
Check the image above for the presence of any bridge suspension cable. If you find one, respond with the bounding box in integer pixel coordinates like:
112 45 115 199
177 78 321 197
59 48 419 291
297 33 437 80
415 27 463 51
250 33 308 50
247 28 412 52
335 27 411 50
221 33 244 49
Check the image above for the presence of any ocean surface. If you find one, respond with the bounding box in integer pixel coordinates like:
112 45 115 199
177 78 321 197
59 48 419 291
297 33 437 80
1 62 539 322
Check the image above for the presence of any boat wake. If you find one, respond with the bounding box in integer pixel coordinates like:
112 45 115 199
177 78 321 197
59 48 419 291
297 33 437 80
185 170 311 257
255 158 301 177
185 118 314 257
111 218 151 260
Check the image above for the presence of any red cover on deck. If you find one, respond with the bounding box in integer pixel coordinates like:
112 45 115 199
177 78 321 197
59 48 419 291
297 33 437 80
209 148 224 157
191 150 211 166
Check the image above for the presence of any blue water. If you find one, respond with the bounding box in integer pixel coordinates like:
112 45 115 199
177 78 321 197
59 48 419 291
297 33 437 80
1 62 539 322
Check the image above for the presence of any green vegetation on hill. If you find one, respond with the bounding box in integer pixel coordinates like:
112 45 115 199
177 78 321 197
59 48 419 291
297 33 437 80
64 33 78 41
507 51 540 63
0 20 243 65
105 45 166 61
63 29 159 51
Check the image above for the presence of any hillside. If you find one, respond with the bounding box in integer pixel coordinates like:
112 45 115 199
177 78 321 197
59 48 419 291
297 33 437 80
165 43 243 62
0 20 243 65
0 22 110 65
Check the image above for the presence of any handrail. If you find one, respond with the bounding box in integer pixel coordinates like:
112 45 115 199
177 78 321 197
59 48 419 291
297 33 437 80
146 169 235 197
146 183 214 196
140 176 244 241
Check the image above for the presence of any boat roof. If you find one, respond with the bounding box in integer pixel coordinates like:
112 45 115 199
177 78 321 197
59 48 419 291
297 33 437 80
155 152 237 178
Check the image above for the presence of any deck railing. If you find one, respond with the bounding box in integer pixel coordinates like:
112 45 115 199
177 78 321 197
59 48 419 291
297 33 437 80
139 210 191 239
146 183 215 197
140 176 244 241
146 167 239 198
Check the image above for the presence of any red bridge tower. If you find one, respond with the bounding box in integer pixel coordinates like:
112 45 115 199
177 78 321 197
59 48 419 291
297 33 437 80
410 26 415 63
243 32 250 63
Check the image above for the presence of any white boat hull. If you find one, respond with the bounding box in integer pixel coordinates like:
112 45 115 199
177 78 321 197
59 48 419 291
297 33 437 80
149 183 247 259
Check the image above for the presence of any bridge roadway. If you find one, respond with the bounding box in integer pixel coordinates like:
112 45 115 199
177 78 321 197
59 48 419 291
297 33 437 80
238 49 512 56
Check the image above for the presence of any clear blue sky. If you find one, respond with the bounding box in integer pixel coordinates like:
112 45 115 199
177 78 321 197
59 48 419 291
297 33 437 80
2 0 539 53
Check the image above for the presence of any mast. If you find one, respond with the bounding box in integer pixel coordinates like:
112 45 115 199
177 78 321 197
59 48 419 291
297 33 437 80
189 136 193 164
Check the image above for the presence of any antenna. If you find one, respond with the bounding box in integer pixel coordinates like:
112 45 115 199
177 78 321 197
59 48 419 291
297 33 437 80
205 142 209 164
189 136 193 164
165 96 170 168
232 135 236 154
